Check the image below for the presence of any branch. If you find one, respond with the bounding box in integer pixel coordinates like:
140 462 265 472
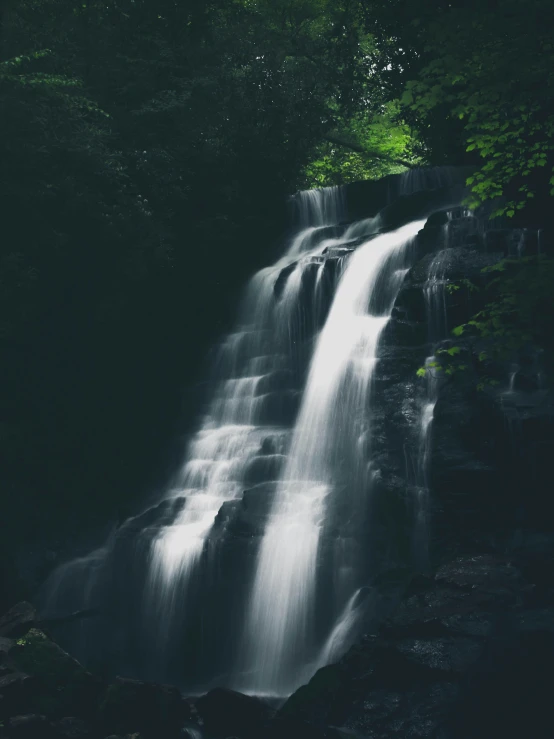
325 134 417 169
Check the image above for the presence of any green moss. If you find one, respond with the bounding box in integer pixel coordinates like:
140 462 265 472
10 629 85 682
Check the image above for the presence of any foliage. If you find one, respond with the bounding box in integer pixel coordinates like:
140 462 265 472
445 278 478 295
302 100 422 187
418 255 554 387
451 255 554 353
365 0 554 216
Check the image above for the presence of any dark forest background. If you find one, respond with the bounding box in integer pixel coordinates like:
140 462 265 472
1 0 553 605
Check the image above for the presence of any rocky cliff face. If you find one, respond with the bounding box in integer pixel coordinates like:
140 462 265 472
275 547 554 739
272 188 554 738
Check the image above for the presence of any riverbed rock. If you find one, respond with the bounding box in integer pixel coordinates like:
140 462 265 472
196 687 275 739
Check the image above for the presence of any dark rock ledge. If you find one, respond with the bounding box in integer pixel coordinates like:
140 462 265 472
2 538 554 739
274 539 554 739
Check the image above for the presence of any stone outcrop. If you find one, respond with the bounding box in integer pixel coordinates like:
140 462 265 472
275 544 554 738
0 610 189 739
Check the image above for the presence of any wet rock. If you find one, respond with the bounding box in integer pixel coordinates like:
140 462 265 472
435 555 521 590
212 499 242 530
395 636 483 672
243 454 286 486
5 714 57 739
393 285 426 323
222 482 278 538
379 185 467 233
274 262 297 299
0 604 36 640
0 638 14 663
277 550 554 739
196 687 275 739
52 717 94 739
426 211 450 228
0 672 36 719
257 370 294 395
256 389 300 426
241 482 277 515
98 677 183 739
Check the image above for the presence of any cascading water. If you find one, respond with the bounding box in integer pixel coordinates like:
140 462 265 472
237 220 425 695
412 212 468 567
411 232 452 568
317 586 373 666
39 169 468 697
138 191 352 671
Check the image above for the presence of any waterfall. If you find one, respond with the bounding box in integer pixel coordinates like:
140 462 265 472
237 220 425 695
39 171 466 697
413 355 439 567
317 585 374 666
137 186 354 678
292 185 346 228
413 215 458 567
425 247 450 341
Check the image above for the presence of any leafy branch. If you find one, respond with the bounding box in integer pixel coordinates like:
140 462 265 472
417 254 554 387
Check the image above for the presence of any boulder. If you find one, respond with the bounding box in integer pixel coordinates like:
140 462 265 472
277 551 554 739
0 604 36 640
196 687 275 739
6 629 101 718
243 454 286 486
98 677 183 739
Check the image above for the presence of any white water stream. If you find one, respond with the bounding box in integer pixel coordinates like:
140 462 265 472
237 220 426 695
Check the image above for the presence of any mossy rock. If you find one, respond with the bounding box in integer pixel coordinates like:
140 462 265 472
7 630 102 718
